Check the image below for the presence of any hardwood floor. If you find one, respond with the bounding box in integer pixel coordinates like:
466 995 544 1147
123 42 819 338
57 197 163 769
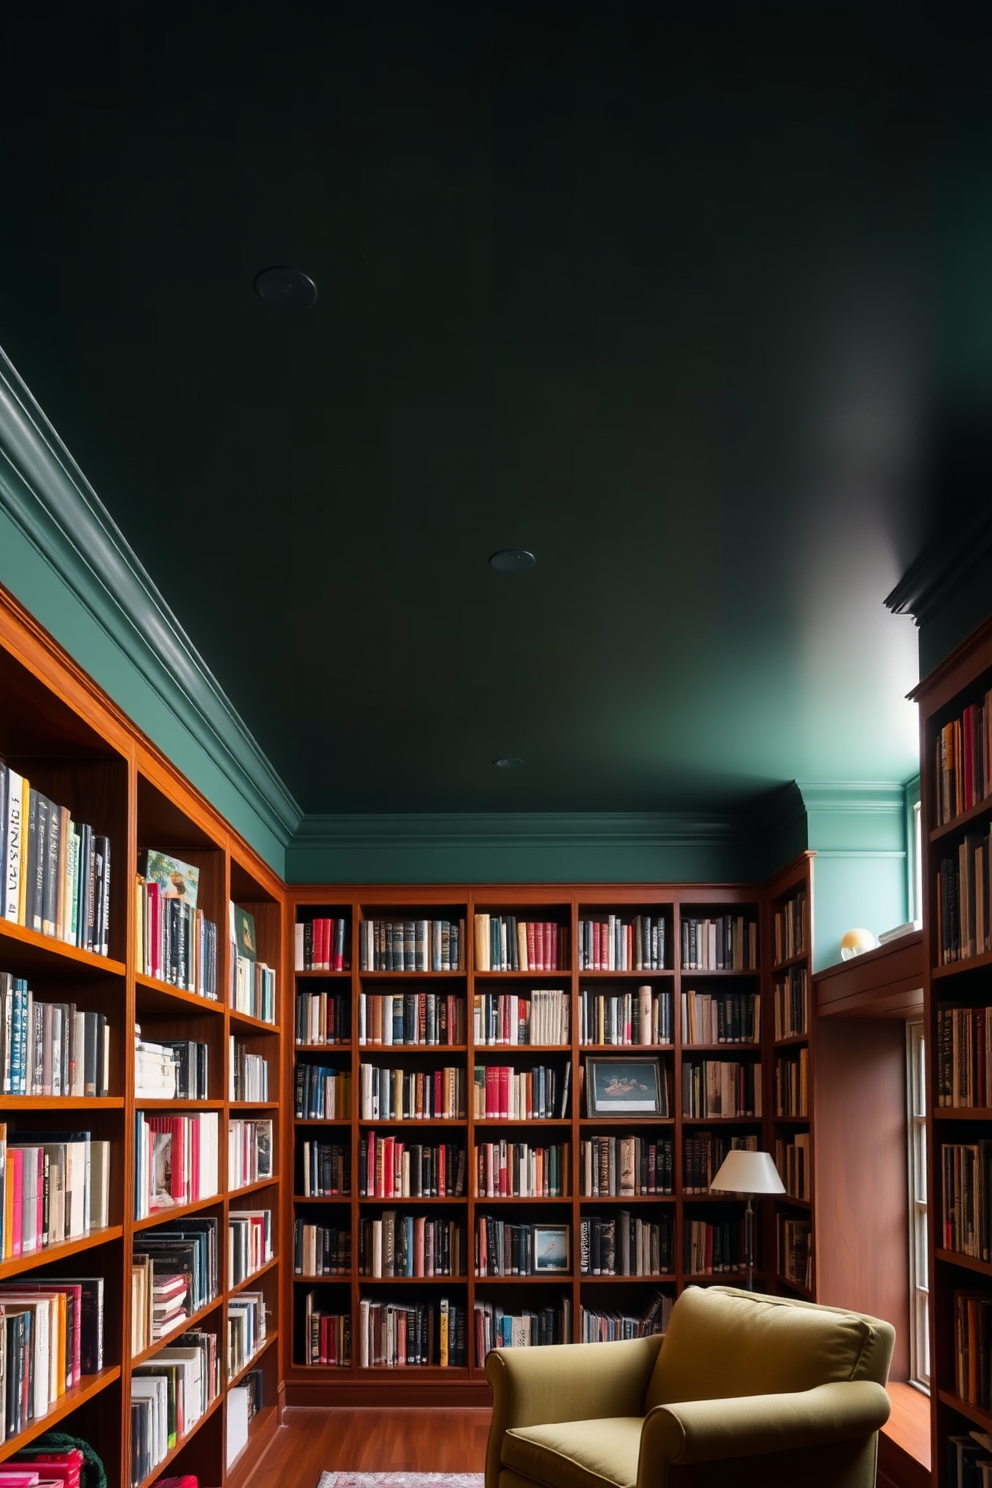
244 1408 493 1488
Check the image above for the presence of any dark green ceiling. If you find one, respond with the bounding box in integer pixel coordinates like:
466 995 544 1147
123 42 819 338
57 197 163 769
1 2 990 816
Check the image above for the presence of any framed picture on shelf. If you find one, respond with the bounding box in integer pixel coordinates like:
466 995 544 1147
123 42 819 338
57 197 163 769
533 1224 570 1273
586 1056 663 1115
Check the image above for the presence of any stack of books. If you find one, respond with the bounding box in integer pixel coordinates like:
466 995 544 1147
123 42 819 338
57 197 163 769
230 1039 268 1101
0 1126 110 1256
228 1118 273 1191
229 904 276 1023
359 917 464 972
474 914 566 972
133 1111 219 1218
130 1329 219 1485
132 1216 219 1354
0 977 110 1096
228 1209 272 1286
136 850 217 996
296 915 349 971
578 914 666 971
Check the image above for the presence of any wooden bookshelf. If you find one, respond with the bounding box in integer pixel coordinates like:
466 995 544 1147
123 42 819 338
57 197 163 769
285 883 775 1405
911 613 992 1485
0 586 282 1488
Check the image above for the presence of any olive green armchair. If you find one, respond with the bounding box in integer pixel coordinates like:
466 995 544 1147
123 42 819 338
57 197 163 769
485 1286 894 1488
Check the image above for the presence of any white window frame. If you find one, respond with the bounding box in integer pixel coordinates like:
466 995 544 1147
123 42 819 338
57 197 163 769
906 1018 929 1392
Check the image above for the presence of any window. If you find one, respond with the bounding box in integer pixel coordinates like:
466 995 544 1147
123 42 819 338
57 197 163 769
906 775 923 928
907 1019 929 1391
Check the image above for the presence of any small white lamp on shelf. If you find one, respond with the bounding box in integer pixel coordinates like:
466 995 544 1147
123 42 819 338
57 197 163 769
709 1149 785 1291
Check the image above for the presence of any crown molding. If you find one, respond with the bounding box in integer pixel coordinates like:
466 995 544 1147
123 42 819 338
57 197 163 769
291 811 741 850
885 516 992 627
0 347 302 847
797 781 906 815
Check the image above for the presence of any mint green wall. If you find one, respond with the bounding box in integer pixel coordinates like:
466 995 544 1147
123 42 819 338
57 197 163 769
800 783 909 972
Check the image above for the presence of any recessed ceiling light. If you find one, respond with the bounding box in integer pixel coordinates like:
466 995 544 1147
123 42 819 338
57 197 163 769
490 549 535 573
254 266 318 311
494 757 523 769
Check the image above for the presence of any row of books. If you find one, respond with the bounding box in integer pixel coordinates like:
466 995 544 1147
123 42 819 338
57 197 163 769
134 1111 219 1219
1 976 109 1096
360 1213 462 1277
773 890 808 965
230 1039 269 1103
937 832 992 964
0 1275 104 1442
474 915 566 973
0 1126 109 1258
473 990 570 1046
934 695 992 826
136 851 216 997
680 916 758 972
302 1294 351 1366
229 1208 273 1288
296 990 350 1046
130 1328 219 1486
779 1215 813 1289
294 1219 351 1276
358 1065 465 1121
228 1118 274 1191
359 1137 465 1199
295 1064 351 1120
0 763 111 956
230 902 276 1024
475 1217 567 1277
474 1299 570 1358
683 1133 757 1194
936 1004 992 1108
472 1063 569 1120
577 914 666 971
358 1295 467 1367
681 1059 762 1118
298 1138 350 1198
475 1141 569 1198
954 1288 992 1414
776 1132 812 1201
134 1029 208 1100
579 1292 672 1342
680 990 760 1045
773 967 809 1040
947 1433 992 1488
131 1216 219 1354
684 1218 742 1275
358 991 465 1047
578 987 672 1046
579 1134 674 1196
775 1049 810 1118
942 1141 992 1259
296 915 348 972
227 1288 265 1378
579 1213 673 1276
359 918 465 973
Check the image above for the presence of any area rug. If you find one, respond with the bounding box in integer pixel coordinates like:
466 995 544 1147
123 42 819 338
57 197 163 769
318 1476 483 1488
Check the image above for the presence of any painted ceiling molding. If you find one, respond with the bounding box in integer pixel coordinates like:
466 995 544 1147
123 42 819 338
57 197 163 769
0 348 302 846
885 514 992 627
291 811 742 850
797 781 907 814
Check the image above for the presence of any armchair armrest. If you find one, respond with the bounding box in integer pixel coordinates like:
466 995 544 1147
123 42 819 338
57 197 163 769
486 1336 663 1488
638 1379 891 1481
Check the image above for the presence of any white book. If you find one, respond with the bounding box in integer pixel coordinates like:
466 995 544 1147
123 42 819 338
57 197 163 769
89 1139 111 1230
294 921 305 971
227 1384 250 1468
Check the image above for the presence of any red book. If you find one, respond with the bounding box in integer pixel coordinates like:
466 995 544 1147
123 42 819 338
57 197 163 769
498 1066 509 1119
382 1136 395 1198
593 920 601 970
485 1065 497 1118
526 921 536 971
552 922 559 969
433 1068 443 1115
189 1116 199 1199
438 1142 446 1197
334 919 345 973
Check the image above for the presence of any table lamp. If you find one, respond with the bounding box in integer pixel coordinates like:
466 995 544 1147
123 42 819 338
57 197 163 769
709 1149 785 1291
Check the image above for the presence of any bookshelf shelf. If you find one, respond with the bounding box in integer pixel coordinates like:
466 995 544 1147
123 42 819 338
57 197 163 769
229 1177 279 1199
936 1389 992 1433
0 1366 122 1463
1 1095 125 1108
228 1330 278 1389
933 1247 992 1277
131 1295 223 1365
0 1223 124 1282
928 792 992 841
133 1195 223 1231
0 919 127 976
229 1255 280 1294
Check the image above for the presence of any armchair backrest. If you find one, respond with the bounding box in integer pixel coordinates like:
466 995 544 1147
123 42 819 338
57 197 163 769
645 1286 895 1409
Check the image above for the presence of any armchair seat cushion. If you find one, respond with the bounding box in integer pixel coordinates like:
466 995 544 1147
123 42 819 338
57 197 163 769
503 1418 644 1488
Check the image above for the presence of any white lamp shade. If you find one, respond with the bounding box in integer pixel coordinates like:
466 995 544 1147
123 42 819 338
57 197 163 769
709 1149 785 1196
